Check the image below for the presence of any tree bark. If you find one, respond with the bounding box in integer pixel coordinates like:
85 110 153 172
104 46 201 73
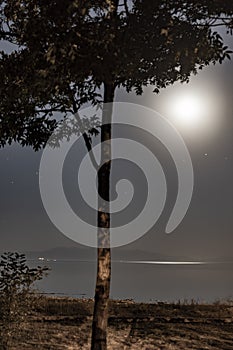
91 82 115 350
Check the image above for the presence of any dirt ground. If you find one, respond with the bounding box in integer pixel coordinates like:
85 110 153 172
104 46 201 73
7 297 233 349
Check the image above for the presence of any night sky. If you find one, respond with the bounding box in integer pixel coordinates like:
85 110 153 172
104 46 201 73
0 33 232 262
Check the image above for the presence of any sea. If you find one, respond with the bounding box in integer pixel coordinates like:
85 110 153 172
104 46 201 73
30 259 233 303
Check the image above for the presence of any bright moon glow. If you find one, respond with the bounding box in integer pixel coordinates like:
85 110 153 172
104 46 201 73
170 93 205 127
157 84 223 139
160 86 221 136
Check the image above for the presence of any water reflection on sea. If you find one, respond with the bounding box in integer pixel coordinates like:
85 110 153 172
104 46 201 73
30 260 233 302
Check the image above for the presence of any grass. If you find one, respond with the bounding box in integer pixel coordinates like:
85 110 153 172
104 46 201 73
1 296 233 349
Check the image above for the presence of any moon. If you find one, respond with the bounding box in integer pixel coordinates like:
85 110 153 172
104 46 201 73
170 92 205 127
155 84 223 140
173 94 202 124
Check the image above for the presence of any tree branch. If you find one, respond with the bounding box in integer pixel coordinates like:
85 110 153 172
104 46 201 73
0 30 18 38
73 101 99 171
35 107 71 114
123 0 130 16
198 22 232 28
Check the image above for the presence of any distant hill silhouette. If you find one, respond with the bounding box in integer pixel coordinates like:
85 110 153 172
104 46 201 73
20 246 193 262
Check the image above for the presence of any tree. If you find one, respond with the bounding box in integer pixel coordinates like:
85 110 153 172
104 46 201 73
0 1 233 349
0 252 49 349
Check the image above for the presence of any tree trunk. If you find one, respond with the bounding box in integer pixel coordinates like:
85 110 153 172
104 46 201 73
91 82 115 350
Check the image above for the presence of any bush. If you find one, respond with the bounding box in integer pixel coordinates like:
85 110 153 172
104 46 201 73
0 252 49 349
